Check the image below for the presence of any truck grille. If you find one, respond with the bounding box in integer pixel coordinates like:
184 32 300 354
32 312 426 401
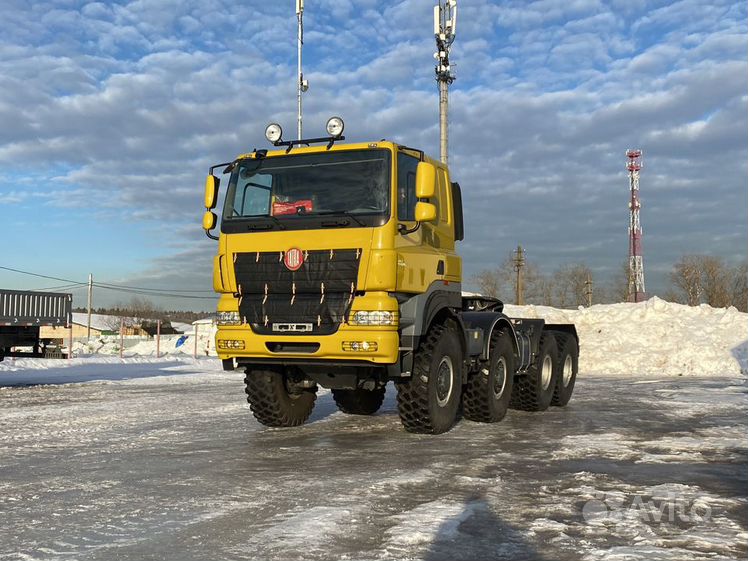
234 249 362 335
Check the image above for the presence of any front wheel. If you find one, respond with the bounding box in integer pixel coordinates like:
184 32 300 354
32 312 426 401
244 367 317 427
396 321 463 434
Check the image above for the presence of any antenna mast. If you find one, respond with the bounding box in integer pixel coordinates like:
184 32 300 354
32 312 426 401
296 0 308 139
626 149 646 302
434 0 457 165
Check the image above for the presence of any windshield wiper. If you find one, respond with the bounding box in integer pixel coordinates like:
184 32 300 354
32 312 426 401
245 215 286 231
314 210 367 227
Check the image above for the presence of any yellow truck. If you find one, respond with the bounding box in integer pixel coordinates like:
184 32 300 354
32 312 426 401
202 117 578 434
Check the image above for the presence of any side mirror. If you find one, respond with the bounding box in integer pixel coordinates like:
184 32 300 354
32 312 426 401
203 210 217 231
415 202 437 223
204 175 220 209
415 162 436 199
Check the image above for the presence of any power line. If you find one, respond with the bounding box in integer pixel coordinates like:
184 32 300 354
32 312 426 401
0 265 81 284
36 283 88 291
1 265 217 300
93 285 217 300
94 281 214 293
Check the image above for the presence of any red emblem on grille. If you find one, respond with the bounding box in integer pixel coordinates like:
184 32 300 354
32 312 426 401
284 248 304 271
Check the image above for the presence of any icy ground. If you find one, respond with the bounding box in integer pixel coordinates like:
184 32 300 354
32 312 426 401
1 359 746 561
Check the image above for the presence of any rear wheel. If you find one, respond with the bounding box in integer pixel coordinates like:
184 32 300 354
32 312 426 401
244 367 317 427
332 387 386 415
463 329 515 423
510 332 558 412
552 333 578 406
396 321 463 434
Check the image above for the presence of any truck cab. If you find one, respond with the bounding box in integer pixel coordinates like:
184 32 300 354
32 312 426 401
204 119 578 434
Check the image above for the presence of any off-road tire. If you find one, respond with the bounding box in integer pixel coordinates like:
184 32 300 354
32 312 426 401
463 329 515 423
551 332 578 407
395 321 463 434
332 387 386 415
509 332 558 412
244 368 317 427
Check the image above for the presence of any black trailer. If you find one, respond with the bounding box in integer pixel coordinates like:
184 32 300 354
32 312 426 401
0 289 72 361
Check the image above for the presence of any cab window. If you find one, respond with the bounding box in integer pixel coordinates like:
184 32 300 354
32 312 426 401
438 169 450 223
397 152 419 221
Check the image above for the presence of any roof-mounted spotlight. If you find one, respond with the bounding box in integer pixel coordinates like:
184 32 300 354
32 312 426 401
326 116 345 138
265 123 283 144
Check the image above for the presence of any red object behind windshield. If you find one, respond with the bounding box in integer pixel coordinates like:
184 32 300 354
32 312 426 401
272 200 314 216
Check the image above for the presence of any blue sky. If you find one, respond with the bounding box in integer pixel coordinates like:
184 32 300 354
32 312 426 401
1 0 746 311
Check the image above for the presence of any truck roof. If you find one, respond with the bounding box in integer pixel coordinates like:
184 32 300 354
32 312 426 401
234 140 444 169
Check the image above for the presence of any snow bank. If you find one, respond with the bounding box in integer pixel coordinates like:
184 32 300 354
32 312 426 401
70 327 217 358
503 297 748 377
3 297 745 378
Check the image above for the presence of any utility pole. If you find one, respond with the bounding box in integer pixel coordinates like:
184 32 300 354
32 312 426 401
584 274 593 307
296 0 308 140
434 0 457 165
626 149 647 302
87 273 93 341
513 245 525 305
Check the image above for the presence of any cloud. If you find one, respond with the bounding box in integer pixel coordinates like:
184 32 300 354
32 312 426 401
0 0 746 308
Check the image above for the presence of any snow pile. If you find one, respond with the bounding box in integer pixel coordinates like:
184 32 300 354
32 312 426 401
4 297 745 378
70 328 217 358
503 297 748 377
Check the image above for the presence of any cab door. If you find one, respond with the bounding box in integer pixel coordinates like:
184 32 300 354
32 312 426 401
394 150 461 292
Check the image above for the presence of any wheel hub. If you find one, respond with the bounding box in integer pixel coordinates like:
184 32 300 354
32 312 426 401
492 357 507 399
541 355 553 391
435 356 454 407
562 355 573 387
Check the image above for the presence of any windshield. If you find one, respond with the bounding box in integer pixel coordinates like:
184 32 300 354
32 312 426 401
222 149 391 228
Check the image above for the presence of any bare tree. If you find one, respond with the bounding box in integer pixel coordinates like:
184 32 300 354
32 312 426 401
670 255 704 306
107 297 161 331
669 255 740 308
472 268 505 299
701 256 731 308
609 260 631 303
126 296 160 322
730 262 748 312
472 253 516 302
525 267 555 306
553 263 593 308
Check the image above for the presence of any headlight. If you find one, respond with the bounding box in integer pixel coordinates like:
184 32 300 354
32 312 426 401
265 123 283 143
349 310 397 326
216 311 242 325
326 116 344 138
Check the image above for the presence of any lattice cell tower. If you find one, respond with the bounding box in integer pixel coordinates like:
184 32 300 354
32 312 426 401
626 149 646 302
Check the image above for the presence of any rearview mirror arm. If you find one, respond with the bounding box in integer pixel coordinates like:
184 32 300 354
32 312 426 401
398 222 421 236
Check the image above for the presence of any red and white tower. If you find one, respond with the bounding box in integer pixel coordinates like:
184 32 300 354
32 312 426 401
626 149 646 302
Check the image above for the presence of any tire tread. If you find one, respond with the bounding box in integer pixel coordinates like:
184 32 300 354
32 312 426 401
244 369 316 427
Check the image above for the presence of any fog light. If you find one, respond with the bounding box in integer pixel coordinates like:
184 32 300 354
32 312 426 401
218 339 245 350
342 341 378 352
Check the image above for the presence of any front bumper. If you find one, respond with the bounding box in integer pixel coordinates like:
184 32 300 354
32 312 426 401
215 325 399 364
